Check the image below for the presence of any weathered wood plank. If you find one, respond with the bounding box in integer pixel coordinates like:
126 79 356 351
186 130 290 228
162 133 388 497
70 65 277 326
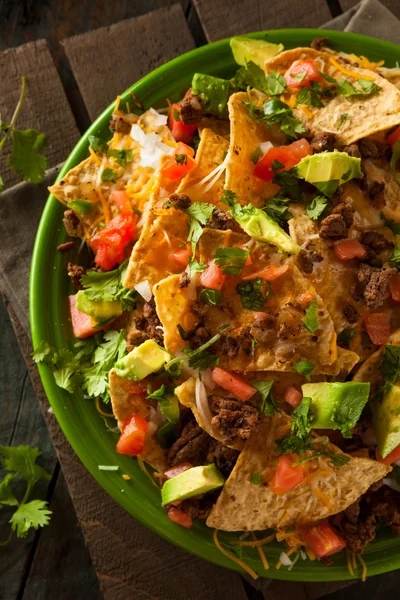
62 3 195 120
340 0 400 20
192 0 332 42
0 41 79 188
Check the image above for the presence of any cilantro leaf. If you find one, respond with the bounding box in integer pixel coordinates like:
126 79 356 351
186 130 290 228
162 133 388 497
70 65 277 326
0 474 18 507
251 147 262 164
101 168 117 182
174 153 188 165
336 113 349 129
303 298 319 334
296 82 323 107
292 452 350 467
262 99 305 140
214 247 249 275
80 261 137 310
390 141 400 188
236 278 269 311
234 61 270 94
380 345 400 385
381 212 400 235
263 194 292 226
10 500 51 538
265 71 287 96
0 174 4 192
272 162 302 202
88 135 108 153
32 341 58 365
199 289 222 305
251 472 261 484
188 257 207 278
107 148 133 166
183 333 220 371
390 247 400 269
337 328 355 348
221 189 240 207
252 379 277 416
294 360 315 380
306 195 328 220
0 446 51 490
183 202 215 253
291 397 313 439
9 128 48 183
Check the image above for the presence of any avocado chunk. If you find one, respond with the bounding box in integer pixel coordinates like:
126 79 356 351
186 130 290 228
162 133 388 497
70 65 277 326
373 383 400 458
161 464 225 505
114 339 168 381
228 202 300 254
296 151 363 197
230 36 284 68
302 382 370 437
192 73 230 117
76 290 122 322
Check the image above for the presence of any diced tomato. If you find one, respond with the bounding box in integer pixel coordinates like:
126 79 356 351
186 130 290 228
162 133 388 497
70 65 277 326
333 239 366 261
170 246 191 268
211 367 256 402
162 142 196 180
69 294 100 339
390 274 400 302
254 139 312 182
365 312 392 345
302 522 346 558
168 102 197 144
242 264 289 281
90 212 137 270
269 454 305 495
116 413 148 456
284 59 322 88
111 190 133 215
199 260 226 290
376 444 400 464
284 386 303 408
167 507 192 528
387 126 400 147
164 462 193 479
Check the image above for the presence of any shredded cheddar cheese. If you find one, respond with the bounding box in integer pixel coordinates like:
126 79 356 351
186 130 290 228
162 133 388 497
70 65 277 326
213 530 259 580
346 549 355 576
299 105 313 119
95 397 114 418
348 53 384 71
288 94 297 108
81 222 91 240
252 533 269 569
115 95 121 112
357 553 368 582
137 456 160 488
96 187 111 224
232 533 276 547
89 146 102 165
313 486 334 511
329 56 375 81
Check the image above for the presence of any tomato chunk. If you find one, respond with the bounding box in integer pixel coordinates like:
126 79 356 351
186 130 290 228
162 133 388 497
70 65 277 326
390 273 400 302
116 413 148 456
387 126 400 147
199 260 226 290
365 312 392 345
167 507 192 528
242 264 289 281
254 139 312 182
284 386 303 408
69 294 100 339
334 239 366 261
211 367 256 402
90 212 137 271
164 462 193 479
111 190 133 215
376 444 400 464
170 246 191 268
302 523 346 558
168 102 197 144
284 59 322 88
162 142 196 180
269 454 305 495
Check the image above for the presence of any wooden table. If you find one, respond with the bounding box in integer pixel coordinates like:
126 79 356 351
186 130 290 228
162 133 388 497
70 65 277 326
1 1 400 598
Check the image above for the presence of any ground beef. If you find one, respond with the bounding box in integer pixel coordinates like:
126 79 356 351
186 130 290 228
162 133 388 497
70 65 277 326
57 241 75 253
188 326 210 349
356 263 397 310
250 325 276 344
206 207 235 230
167 420 210 467
319 214 348 239
134 300 164 344
297 243 323 274
166 193 191 210
177 492 219 520
179 271 190 288
343 143 361 158
221 335 241 358
360 231 394 254
109 116 131 134
126 326 148 350
331 203 354 228
309 132 335 153
210 396 260 446
358 138 387 159
343 303 359 324
310 36 330 50
178 93 204 125
67 262 85 289
277 305 305 339
63 210 83 238
206 439 239 479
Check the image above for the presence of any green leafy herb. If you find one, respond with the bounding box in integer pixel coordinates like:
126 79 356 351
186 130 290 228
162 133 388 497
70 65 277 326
390 247 400 269
336 113 349 129
261 98 305 140
165 334 221 376
251 147 262 164
200 288 222 305
272 161 302 201
88 135 108 153
107 148 133 166
275 398 314 456
175 153 188 165
337 328 356 348
183 202 215 253
381 212 400 235
177 324 189 340
236 278 269 311
80 261 138 311
292 452 350 467
188 257 207 278
68 199 93 215
337 78 381 97
303 298 319 334
311 180 340 198
294 360 315 381
252 379 278 416
234 61 270 94
0 445 52 544
101 168 117 182
290 72 306 83
306 195 328 220
214 247 249 275
263 194 292 226
251 472 261 485
296 82 323 107
265 71 287 96
380 345 400 386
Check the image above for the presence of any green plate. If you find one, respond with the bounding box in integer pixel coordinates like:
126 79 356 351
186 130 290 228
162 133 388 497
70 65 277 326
30 29 400 581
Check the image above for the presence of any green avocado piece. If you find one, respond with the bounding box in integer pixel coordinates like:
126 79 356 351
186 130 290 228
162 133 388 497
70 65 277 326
158 393 180 424
76 290 122 321
230 36 284 68
229 203 300 254
161 464 225 505
296 151 363 197
114 339 167 381
302 382 370 436
191 73 230 117
373 383 400 458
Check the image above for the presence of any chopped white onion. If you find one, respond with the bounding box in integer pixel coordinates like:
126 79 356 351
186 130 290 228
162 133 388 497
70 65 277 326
383 478 400 493
195 379 213 429
200 368 216 390
186 272 198 300
130 123 174 169
149 107 168 126
98 465 119 471
244 238 254 248
259 141 273 154
134 280 153 302
279 552 293 567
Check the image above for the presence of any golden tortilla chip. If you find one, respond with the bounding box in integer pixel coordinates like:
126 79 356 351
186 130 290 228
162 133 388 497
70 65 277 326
198 117 230 140
265 48 400 145
207 413 390 531
353 329 400 385
109 368 167 472
153 274 194 354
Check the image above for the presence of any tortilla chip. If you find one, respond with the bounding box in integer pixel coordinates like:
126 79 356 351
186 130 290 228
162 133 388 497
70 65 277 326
198 117 230 140
207 414 390 531
353 329 400 386
265 48 400 145
109 368 167 472
153 274 194 354
225 91 280 207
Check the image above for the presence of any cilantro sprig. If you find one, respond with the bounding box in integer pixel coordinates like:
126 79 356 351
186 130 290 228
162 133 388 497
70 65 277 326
275 397 314 455
252 379 280 416
236 278 270 311
303 298 319 334
214 247 249 275
263 194 292 226
306 195 328 220
164 333 221 378
0 445 52 545
80 261 138 311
